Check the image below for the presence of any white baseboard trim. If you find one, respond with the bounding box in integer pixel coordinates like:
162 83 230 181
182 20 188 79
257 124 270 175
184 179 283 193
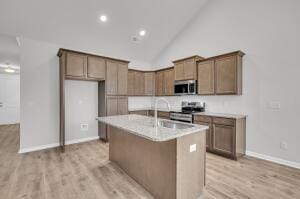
19 143 60 154
246 151 300 169
65 136 100 145
19 136 99 154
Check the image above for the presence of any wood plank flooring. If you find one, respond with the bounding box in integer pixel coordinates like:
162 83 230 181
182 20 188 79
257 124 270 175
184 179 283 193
0 124 300 199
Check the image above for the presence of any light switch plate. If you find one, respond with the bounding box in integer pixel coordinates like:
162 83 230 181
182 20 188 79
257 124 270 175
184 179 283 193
190 144 196 152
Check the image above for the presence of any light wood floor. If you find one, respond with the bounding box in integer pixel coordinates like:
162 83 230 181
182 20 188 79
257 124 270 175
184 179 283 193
1 124 300 199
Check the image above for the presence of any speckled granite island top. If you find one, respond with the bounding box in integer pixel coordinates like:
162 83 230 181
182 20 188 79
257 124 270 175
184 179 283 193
97 114 208 142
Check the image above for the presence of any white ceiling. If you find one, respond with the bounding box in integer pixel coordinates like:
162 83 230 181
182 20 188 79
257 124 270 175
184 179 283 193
0 0 208 66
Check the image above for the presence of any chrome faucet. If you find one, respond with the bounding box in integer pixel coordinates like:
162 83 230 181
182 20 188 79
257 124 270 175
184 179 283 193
154 98 171 127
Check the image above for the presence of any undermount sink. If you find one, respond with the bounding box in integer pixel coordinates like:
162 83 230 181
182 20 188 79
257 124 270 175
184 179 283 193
157 120 194 130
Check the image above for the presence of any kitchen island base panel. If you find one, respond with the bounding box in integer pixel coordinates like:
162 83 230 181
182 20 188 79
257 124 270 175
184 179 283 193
108 126 205 199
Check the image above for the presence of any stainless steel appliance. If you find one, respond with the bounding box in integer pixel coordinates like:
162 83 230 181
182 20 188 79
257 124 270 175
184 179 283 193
170 101 205 123
174 80 197 95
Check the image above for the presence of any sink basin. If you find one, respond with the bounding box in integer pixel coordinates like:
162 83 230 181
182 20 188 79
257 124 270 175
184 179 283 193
157 120 194 130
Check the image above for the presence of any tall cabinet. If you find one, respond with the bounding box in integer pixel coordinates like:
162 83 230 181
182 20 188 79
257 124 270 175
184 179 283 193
58 49 129 151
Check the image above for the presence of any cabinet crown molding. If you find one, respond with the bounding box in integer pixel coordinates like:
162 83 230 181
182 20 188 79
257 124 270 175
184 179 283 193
57 48 130 63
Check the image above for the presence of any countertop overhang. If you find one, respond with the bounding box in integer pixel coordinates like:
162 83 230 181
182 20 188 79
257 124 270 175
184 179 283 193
97 114 208 142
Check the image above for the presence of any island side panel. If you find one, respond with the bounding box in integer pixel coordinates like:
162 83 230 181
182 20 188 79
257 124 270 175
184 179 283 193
109 126 177 199
176 131 206 199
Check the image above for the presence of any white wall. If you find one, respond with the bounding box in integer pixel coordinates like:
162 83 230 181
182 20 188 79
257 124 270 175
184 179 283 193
152 0 300 164
0 74 20 125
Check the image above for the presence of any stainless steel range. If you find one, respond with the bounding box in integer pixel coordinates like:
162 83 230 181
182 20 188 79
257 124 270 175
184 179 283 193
170 101 205 123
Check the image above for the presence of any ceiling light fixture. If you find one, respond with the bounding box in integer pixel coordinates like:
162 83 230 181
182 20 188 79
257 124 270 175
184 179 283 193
139 30 146 36
4 68 15 73
100 15 108 22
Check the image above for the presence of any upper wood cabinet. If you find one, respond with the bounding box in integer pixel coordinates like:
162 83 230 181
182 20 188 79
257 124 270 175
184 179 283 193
197 51 244 95
127 70 150 96
65 52 86 78
58 49 129 83
127 70 135 96
87 56 106 80
155 71 164 96
173 56 204 81
164 69 174 95
155 68 174 96
144 72 155 96
106 60 128 95
197 60 215 95
215 53 243 95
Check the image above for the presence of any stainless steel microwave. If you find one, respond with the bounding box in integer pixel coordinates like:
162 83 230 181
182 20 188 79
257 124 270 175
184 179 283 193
174 80 197 95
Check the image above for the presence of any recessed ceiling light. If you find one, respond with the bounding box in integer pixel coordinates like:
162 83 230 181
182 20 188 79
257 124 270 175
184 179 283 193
139 30 146 36
5 68 15 73
100 15 107 22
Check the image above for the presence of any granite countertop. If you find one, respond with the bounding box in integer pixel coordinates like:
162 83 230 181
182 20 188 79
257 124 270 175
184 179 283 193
129 107 246 119
97 114 208 142
192 112 247 119
128 107 180 112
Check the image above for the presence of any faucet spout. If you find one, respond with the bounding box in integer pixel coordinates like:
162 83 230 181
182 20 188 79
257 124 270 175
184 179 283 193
154 98 171 128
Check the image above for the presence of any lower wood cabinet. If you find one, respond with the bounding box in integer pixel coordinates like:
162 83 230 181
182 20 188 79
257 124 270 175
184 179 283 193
194 115 246 160
129 110 149 116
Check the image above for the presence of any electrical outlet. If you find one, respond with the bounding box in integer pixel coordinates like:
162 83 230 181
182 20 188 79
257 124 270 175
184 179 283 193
190 144 196 152
269 101 281 110
80 123 88 131
280 141 288 150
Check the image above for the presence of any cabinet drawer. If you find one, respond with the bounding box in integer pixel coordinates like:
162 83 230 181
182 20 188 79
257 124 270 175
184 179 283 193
213 117 235 126
194 115 212 123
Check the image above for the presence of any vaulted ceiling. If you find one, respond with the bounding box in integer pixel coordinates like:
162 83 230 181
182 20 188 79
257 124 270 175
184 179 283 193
0 0 208 65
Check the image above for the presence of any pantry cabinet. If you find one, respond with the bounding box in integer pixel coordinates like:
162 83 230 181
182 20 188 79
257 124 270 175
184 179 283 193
106 60 128 95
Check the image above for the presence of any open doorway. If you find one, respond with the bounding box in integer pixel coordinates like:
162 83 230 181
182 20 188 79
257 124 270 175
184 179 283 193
0 34 20 153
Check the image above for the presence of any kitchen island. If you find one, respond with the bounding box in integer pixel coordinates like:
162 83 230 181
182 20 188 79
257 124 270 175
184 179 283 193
98 114 208 199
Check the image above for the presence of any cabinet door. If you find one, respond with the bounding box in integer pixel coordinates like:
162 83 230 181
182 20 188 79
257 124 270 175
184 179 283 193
118 97 128 115
197 60 215 95
65 52 86 78
135 71 145 95
215 56 237 94
164 69 174 95
106 96 118 116
212 124 235 156
184 58 196 80
155 71 164 96
127 70 135 95
144 72 155 95
106 61 118 95
174 62 184 81
194 121 212 151
118 63 128 95
87 56 106 80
